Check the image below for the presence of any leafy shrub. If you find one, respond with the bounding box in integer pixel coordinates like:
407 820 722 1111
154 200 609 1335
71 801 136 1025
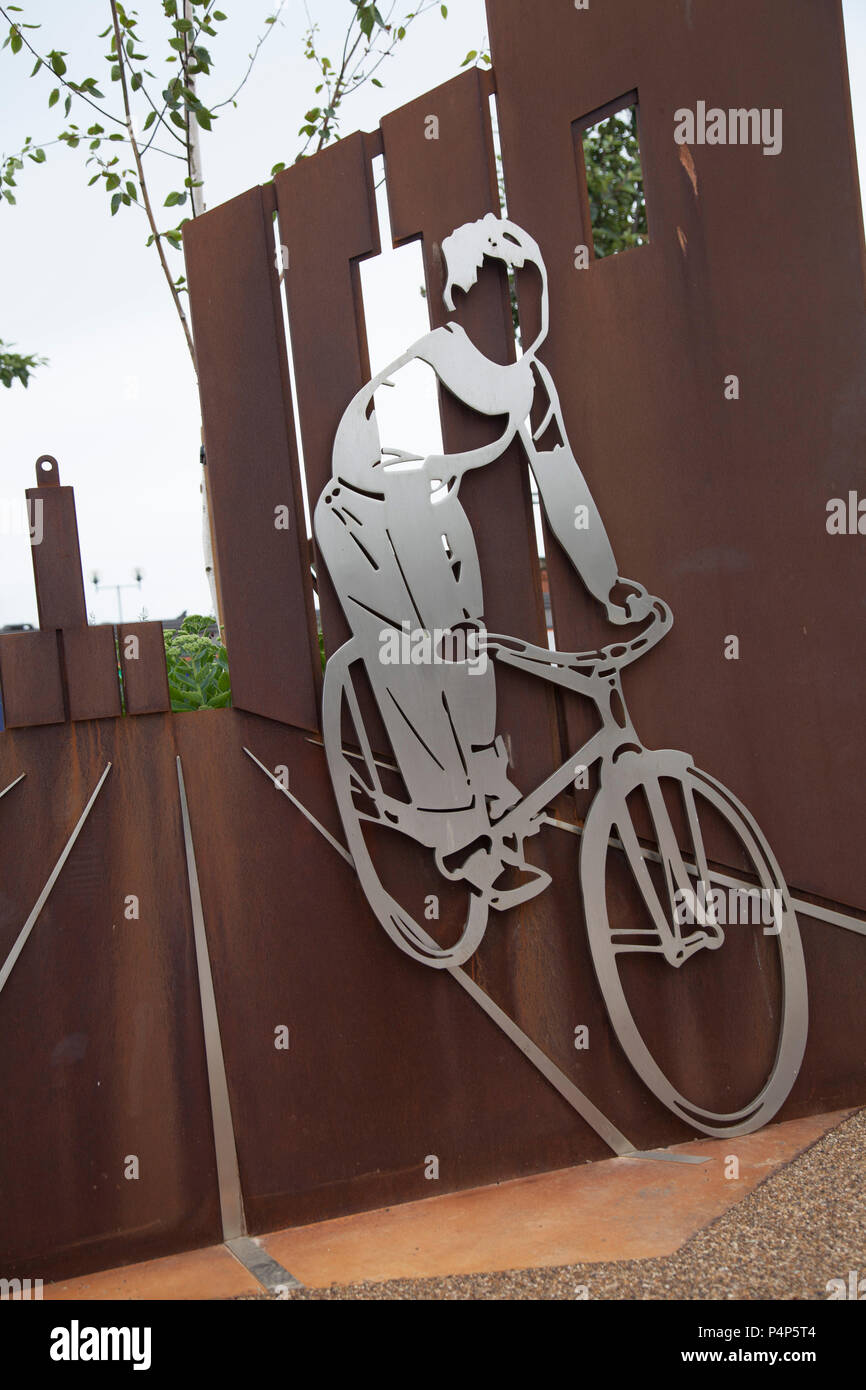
164 614 231 711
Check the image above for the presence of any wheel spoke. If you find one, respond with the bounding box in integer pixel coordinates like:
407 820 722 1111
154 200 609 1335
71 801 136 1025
613 808 674 945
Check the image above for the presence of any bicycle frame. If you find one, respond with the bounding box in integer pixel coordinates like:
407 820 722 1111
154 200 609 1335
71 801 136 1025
485 600 728 965
485 596 673 839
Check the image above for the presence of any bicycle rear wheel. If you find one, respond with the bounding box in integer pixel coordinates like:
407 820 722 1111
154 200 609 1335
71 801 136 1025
580 750 807 1136
322 640 491 969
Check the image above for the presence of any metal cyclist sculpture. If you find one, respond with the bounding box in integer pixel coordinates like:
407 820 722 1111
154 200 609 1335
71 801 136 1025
315 213 808 1138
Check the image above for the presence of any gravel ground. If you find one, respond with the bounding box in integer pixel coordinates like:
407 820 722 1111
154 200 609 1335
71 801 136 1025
270 1108 865 1300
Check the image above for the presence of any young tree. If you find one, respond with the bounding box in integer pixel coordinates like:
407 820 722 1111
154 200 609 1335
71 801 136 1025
1 0 448 611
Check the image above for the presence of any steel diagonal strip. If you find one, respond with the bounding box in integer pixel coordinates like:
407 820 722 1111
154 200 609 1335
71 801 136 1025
0 772 26 803
176 756 246 1243
243 747 709 1163
0 765 110 999
244 747 354 865
545 817 866 937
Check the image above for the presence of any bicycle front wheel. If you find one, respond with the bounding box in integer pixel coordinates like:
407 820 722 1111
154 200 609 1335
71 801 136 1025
580 751 808 1137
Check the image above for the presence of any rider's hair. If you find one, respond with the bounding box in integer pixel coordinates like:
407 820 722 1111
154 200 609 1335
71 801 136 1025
442 213 545 312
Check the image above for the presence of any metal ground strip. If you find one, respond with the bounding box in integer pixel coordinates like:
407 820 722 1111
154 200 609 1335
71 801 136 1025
225 1236 303 1295
177 755 247 1242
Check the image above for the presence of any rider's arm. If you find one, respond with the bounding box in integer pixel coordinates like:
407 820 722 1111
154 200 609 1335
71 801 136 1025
520 358 651 625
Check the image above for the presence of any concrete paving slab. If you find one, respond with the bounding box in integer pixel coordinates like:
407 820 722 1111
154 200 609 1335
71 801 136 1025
261 1110 851 1288
44 1241 262 1302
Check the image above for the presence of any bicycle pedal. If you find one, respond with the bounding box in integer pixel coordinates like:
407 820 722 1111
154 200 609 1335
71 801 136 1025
489 865 552 911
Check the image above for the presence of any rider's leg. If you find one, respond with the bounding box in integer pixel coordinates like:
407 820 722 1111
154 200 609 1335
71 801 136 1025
380 467 521 820
315 485 501 838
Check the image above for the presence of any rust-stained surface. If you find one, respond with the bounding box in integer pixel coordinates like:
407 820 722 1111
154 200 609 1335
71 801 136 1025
273 132 381 659
1 705 864 1278
40 1107 851 1296
0 630 65 728
63 626 122 723
259 1109 851 1285
0 717 222 1282
118 622 171 716
0 0 864 1285
183 187 321 731
488 0 866 912
26 457 87 632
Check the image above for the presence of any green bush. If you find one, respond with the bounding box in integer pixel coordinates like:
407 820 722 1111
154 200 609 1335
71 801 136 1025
164 614 231 711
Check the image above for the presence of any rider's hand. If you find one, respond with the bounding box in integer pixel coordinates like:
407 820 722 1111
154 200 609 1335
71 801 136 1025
605 578 656 626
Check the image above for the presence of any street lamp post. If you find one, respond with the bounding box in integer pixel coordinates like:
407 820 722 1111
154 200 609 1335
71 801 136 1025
89 568 144 624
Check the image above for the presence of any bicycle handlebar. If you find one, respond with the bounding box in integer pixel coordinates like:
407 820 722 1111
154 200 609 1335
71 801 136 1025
486 596 673 677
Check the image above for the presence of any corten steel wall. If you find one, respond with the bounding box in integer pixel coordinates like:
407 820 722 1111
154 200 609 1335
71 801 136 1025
1 0 865 1282
179 0 866 1239
487 0 866 915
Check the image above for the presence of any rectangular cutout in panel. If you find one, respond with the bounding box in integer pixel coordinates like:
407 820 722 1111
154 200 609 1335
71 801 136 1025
359 155 444 464
573 92 648 260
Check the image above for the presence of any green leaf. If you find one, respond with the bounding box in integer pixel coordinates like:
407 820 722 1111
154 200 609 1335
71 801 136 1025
106 173 120 191
164 189 186 206
143 109 156 129
110 191 122 215
194 106 212 130
441 3 448 14
49 50 67 77
461 49 478 67
48 87 60 107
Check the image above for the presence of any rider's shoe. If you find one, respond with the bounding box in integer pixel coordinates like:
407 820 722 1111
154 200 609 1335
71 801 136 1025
471 737 522 819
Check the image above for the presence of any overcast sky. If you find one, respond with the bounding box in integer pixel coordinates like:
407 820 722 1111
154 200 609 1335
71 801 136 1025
1 1 864 627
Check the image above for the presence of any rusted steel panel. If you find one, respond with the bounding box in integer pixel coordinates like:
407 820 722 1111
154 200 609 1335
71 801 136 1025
63 625 122 722
26 459 87 633
0 631 65 728
380 68 561 797
0 716 221 1281
0 715 863 1277
488 0 866 911
172 711 617 1236
118 621 170 715
173 711 865 1235
184 187 321 731
274 132 381 657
